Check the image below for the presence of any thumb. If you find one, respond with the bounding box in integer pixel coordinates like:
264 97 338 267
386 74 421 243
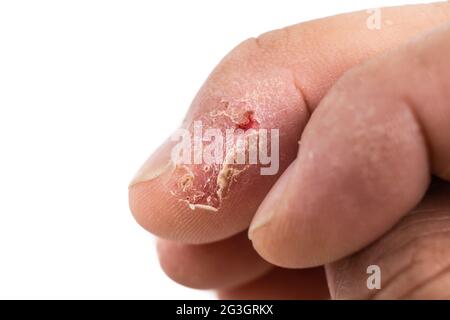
249 22 450 268
129 3 450 244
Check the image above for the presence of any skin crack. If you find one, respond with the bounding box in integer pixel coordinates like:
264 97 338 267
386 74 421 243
169 100 260 212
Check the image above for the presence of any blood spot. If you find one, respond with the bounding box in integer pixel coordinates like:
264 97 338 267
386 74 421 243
237 111 259 131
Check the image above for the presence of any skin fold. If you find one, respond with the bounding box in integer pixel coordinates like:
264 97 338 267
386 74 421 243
129 2 450 299
327 179 450 299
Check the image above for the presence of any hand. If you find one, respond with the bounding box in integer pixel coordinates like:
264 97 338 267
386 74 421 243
129 2 450 299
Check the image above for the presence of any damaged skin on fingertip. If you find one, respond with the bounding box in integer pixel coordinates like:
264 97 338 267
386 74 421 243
151 99 269 213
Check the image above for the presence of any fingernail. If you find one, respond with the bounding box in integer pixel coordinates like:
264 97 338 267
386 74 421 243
129 138 175 187
248 161 296 239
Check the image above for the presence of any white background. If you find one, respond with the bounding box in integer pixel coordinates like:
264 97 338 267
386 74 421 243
0 0 428 299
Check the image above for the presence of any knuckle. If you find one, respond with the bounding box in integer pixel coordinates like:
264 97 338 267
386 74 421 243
329 209 450 299
381 231 450 299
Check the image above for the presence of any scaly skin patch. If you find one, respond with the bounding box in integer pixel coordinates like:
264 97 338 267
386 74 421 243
168 100 261 212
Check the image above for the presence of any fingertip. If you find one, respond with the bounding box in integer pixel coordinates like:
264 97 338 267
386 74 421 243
129 177 237 244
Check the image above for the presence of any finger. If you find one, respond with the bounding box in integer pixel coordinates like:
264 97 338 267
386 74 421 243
129 3 450 244
157 232 272 289
326 179 450 299
249 21 450 267
218 267 329 300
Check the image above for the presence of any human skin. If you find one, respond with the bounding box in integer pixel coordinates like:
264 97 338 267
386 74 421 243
129 3 450 299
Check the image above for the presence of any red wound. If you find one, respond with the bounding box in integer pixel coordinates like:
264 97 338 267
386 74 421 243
237 111 259 130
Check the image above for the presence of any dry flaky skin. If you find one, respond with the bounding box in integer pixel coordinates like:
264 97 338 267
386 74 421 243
168 100 261 212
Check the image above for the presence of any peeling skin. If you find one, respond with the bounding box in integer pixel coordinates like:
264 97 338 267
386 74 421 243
178 165 194 192
216 148 248 201
168 100 261 212
186 203 219 212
